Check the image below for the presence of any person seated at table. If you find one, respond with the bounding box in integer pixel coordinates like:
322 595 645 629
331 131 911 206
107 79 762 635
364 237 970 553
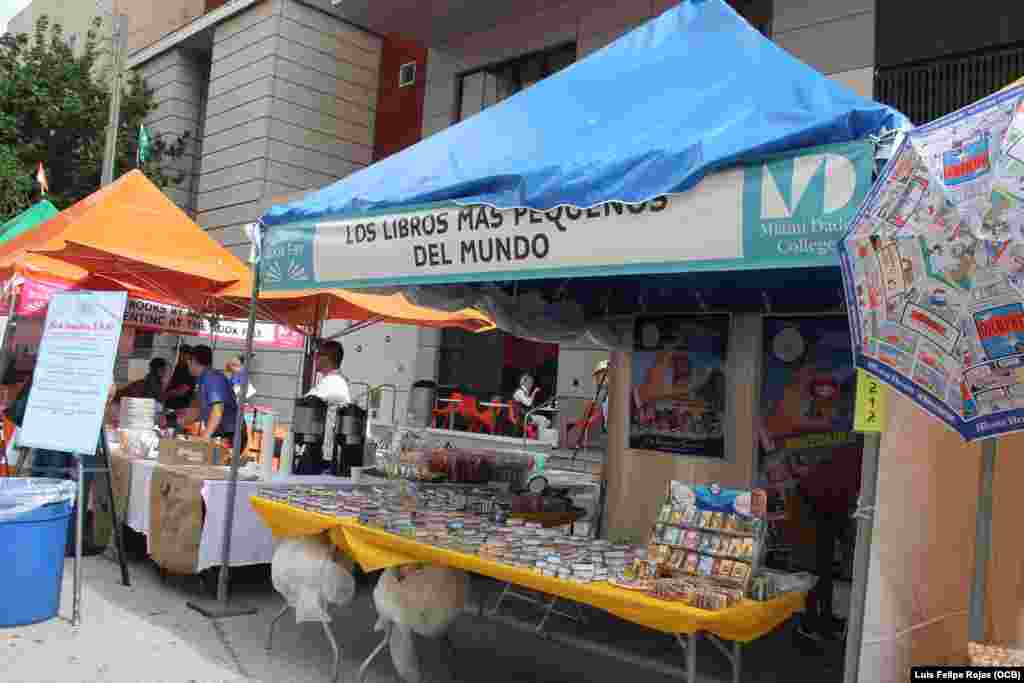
514 374 555 437
113 358 169 404
513 373 540 412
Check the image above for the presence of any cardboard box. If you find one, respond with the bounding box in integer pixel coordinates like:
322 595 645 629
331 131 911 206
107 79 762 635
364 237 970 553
158 438 224 466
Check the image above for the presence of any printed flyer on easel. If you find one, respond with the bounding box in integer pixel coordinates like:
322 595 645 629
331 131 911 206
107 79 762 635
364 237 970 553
19 291 128 454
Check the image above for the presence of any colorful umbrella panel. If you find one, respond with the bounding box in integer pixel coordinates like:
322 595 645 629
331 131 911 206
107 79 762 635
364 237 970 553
840 84 1024 440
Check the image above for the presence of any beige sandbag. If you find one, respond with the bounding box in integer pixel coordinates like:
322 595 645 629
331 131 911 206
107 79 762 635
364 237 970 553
271 536 355 623
373 564 469 637
373 564 469 683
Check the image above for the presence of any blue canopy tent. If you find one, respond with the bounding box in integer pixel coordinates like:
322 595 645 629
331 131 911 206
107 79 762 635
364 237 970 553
254 0 906 323
263 0 905 228
217 3 906 675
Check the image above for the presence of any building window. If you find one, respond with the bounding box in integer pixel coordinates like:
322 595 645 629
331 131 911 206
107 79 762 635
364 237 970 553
728 0 772 37
457 42 577 121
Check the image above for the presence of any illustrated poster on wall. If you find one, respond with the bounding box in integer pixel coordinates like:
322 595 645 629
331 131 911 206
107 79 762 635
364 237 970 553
756 316 862 519
630 315 729 457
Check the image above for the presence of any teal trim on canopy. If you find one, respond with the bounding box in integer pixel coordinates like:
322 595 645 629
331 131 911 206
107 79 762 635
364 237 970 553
0 200 59 246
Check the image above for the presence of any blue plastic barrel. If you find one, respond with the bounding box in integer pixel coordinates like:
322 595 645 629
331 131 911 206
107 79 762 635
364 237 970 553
0 478 75 627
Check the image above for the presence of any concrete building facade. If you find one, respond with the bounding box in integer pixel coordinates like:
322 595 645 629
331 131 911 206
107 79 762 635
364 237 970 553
123 0 383 422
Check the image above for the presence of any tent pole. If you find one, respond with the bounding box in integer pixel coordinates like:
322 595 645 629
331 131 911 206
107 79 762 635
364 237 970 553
301 298 325 394
0 280 21 384
186 247 261 619
968 438 997 642
843 431 881 683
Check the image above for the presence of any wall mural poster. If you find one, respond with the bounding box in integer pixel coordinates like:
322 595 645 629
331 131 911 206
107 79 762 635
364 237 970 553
630 315 729 457
756 316 862 519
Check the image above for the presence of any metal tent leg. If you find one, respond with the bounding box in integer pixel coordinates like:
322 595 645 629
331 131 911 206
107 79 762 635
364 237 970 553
442 633 459 682
359 621 392 683
321 620 341 683
844 431 881 683
675 632 699 682
706 633 742 683
72 455 85 626
969 438 997 642
688 632 698 682
266 604 290 651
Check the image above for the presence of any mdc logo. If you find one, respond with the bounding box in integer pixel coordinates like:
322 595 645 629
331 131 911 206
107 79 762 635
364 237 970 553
760 152 859 220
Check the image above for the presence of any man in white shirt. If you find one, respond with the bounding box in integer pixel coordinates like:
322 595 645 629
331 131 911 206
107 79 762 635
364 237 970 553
307 340 351 405
302 340 352 474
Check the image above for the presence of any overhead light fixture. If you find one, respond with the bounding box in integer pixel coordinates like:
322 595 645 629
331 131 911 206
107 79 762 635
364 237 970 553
331 0 343 6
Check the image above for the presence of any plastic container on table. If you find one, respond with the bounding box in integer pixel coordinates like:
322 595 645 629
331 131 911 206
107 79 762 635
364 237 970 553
0 478 76 626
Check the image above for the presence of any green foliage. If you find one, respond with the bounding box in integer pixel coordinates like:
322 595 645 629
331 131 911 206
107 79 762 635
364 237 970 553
0 15 189 222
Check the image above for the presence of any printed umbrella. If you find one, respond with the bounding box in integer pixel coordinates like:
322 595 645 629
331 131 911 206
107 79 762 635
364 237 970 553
838 81 1024 643
839 83 1024 441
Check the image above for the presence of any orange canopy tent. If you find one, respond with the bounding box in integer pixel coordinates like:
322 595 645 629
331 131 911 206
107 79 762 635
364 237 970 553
0 171 251 311
214 282 494 334
0 171 493 332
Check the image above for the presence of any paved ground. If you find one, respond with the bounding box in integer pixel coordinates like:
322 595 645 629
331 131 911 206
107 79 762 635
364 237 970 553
2 554 845 683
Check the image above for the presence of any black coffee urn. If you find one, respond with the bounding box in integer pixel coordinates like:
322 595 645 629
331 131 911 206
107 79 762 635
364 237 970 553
333 403 367 477
291 396 327 475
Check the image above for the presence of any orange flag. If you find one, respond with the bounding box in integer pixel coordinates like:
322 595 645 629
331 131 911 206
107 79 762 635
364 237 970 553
36 162 48 195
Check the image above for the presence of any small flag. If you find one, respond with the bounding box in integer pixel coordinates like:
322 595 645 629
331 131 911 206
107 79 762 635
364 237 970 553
244 222 263 264
137 124 151 166
36 162 48 195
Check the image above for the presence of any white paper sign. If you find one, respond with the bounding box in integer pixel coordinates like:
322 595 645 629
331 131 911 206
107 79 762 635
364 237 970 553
20 291 128 454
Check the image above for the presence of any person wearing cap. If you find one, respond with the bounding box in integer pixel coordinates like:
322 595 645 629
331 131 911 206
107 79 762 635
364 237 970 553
593 360 610 429
564 360 611 446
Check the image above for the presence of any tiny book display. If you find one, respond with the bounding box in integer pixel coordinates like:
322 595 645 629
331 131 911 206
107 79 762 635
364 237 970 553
612 481 767 610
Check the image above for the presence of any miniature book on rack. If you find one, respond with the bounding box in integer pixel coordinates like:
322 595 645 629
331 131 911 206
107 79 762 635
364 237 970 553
642 481 767 609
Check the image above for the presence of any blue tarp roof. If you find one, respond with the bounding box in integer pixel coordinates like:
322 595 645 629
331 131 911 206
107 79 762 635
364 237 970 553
262 0 907 228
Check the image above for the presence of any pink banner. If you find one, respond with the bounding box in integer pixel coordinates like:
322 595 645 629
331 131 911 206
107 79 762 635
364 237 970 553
11 278 304 349
124 297 304 349
15 278 73 317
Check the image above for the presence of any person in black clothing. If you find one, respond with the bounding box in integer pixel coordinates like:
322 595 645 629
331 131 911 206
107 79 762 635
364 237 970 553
164 345 196 411
113 357 169 403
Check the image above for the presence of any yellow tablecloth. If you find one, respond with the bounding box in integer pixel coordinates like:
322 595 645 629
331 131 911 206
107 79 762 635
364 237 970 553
250 496 804 643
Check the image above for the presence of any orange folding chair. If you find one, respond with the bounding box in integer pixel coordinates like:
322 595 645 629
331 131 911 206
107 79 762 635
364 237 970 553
470 397 499 435
432 392 463 428
0 416 15 476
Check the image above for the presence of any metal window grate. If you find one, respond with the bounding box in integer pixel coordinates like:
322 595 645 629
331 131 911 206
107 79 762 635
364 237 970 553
876 44 1024 125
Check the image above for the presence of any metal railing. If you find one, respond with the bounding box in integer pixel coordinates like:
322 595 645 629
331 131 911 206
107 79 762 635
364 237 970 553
876 44 1024 125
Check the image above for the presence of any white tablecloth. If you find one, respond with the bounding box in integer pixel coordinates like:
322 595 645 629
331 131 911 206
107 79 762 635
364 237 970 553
120 457 344 572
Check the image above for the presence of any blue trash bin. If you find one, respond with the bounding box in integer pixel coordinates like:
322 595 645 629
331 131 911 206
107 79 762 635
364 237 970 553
0 478 76 627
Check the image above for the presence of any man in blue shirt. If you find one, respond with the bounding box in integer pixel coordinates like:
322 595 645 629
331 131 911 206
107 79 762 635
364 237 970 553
188 345 245 452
